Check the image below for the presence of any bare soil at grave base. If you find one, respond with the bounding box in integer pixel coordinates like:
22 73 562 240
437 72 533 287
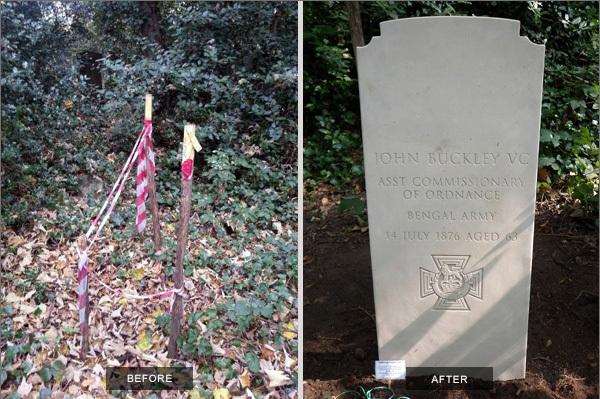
303 189 599 399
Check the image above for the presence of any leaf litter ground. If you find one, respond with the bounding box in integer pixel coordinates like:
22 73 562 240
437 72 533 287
1 148 298 399
303 186 598 399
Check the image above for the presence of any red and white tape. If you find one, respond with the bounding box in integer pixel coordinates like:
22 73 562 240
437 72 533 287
77 118 166 349
136 120 155 233
181 158 194 180
85 132 143 242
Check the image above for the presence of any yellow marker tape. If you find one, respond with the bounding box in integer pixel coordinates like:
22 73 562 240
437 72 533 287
183 124 202 161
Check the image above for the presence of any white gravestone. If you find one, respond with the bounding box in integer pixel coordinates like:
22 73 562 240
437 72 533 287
356 17 545 380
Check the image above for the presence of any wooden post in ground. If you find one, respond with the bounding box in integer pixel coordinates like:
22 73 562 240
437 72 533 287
168 124 201 358
78 236 90 360
145 94 162 250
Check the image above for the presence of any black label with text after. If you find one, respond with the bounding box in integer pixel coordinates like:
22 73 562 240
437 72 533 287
406 367 493 390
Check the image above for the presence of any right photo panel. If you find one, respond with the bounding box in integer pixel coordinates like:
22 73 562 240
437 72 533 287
303 2 598 398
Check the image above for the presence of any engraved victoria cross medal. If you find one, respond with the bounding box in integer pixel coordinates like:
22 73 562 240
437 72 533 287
420 255 483 311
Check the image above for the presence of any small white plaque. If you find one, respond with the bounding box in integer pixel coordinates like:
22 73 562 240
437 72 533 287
375 360 406 380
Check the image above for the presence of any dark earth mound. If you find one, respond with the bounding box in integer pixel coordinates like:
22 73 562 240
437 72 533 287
304 195 598 399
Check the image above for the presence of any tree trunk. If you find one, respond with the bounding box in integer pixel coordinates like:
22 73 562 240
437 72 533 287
79 51 103 88
139 1 163 46
270 4 284 34
346 1 365 54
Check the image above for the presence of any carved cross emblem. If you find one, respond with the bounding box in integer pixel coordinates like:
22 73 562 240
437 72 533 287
420 255 483 311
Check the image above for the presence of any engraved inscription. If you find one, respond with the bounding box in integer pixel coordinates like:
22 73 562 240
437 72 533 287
385 231 518 242
374 149 528 244
375 151 530 166
407 210 496 222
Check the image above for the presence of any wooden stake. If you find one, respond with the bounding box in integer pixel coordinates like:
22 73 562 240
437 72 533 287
78 236 90 360
145 94 162 250
144 93 153 120
168 124 200 358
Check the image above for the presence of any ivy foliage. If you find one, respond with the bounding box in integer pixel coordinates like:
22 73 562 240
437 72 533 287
2 1 297 230
305 1 598 215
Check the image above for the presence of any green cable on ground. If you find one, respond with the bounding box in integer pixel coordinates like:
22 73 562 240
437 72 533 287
333 385 411 399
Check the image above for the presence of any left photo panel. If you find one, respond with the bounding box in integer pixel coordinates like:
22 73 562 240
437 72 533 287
1 1 298 397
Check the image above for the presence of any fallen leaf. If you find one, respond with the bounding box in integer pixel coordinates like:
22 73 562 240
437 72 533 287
210 343 225 357
131 268 145 281
28 374 42 386
284 321 295 330
282 321 296 340
92 364 104 376
166 223 176 233
24 290 36 300
213 387 230 399
8 235 25 248
239 369 251 388
104 341 127 357
19 251 33 267
136 330 152 351
17 378 33 396
264 370 291 388
5 292 22 303
214 370 226 386
37 272 54 284
97 295 113 307
20 304 37 315
13 315 27 328
189 389 204 399
261 345 275 361
45 327 59 345
68 383 79 395
284 349 296 370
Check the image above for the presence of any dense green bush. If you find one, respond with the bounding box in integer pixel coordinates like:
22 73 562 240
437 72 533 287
1 2 297 393
2 1 297 229
305 1 598 215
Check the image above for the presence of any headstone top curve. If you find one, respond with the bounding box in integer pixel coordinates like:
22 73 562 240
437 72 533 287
357 16 543 54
